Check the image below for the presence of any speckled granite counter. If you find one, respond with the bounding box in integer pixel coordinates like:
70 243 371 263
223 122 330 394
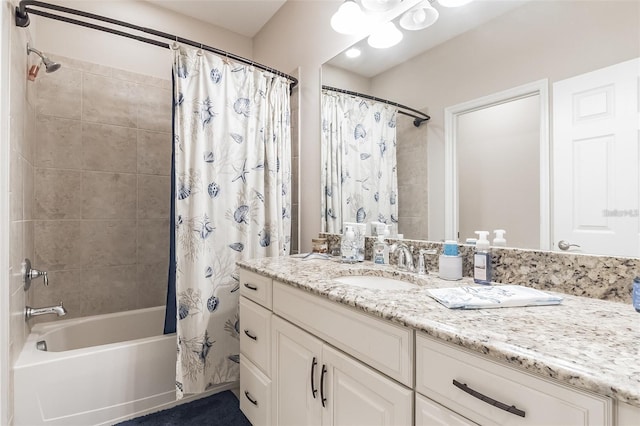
237 255 640 408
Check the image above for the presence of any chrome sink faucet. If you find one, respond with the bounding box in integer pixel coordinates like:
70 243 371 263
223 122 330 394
392 243 415 272
25 302 67 321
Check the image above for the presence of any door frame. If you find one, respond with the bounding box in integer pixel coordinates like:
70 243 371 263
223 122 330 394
444 79 550 249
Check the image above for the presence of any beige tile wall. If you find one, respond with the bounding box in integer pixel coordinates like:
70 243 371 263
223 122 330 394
8 23 36 424
31 55 172 321
397 114 428 240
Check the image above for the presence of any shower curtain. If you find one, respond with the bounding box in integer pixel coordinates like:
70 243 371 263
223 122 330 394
167 45 292 396
321 89 399 233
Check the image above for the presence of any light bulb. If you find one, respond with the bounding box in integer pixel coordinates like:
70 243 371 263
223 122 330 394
331 0 368 35
412 9 426 25
361 0 402 13
399 1 438 31
367 22 403 49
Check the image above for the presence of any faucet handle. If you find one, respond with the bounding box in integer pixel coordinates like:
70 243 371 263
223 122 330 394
418 249 438 275
31 268 48 286
22 258 48 290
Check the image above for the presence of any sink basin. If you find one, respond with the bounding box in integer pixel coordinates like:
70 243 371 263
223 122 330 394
334 275 417 290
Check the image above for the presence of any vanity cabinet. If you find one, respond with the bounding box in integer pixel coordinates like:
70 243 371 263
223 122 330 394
415 333 613 425
272 315 412 426
239 270 274 426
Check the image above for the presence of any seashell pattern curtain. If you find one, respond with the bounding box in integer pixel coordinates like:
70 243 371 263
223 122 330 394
168 45 291 396
321 89 399 233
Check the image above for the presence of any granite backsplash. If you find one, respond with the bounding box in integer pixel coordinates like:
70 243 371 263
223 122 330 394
320 233 639 303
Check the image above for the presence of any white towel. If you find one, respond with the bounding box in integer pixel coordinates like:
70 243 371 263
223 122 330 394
427 285 563 309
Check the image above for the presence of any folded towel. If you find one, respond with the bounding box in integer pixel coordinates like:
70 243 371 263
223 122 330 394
427 285 563 309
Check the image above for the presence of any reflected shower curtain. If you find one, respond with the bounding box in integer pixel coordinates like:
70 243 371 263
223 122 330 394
169 45 291 396
321 90 398 233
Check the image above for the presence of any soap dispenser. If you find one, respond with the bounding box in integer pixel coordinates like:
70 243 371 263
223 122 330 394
373 235 389 265
341 225 356 263
493 229 507 247
473 231 492 285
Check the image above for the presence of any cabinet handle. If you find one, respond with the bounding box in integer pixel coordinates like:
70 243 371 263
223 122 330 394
310 357 318 399
244 390 258 406
320 364 327 408
243 329 257 341
452 379 525 418
243 282 258 291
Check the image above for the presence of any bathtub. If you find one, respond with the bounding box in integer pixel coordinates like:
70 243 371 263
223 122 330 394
13 306 177 425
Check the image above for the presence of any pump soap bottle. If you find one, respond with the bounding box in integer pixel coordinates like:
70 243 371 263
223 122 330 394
493 229 507 247
341 225 356 263
473 231 492 285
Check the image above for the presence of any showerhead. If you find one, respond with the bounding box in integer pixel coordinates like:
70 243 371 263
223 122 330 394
27 44 61 73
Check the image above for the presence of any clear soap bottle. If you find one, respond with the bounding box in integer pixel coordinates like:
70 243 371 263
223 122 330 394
341 225 356 263
473 231 492 285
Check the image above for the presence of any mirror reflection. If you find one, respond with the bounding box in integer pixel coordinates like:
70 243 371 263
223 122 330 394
322 0 640 257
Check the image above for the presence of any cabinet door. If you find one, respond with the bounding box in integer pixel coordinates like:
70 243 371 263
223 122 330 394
415 393 477 426
272 316 323 426
322 345 413 426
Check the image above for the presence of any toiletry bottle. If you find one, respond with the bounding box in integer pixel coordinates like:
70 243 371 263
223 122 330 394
633 276 640 312
493 229 507 247
473 231 492 285
373 235 389 265
341 226 356 263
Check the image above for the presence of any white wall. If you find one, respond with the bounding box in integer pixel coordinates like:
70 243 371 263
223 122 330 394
370 0 640 241
34 0 252 79
322 64 371 94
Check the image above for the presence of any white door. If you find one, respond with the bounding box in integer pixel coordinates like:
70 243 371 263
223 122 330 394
271 316 323 426
322 345 413 426
553 58 639 257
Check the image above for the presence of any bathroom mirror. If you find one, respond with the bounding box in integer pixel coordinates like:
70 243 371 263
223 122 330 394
321 0 640 257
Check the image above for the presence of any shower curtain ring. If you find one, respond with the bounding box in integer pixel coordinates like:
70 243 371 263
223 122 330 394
171 36 179 50
197 43 204 56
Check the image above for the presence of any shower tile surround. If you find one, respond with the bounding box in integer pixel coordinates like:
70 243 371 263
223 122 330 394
31 55 173 321
321 233 639 303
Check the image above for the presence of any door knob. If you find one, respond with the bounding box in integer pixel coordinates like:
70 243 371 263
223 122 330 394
558 240 581 251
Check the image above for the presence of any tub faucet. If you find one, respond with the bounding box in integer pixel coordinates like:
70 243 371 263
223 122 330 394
25 302 67 321
392 243 415 272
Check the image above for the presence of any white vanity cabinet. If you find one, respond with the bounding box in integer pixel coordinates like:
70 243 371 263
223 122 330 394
272 315 413 426
239 270 274 426
415 333 613 426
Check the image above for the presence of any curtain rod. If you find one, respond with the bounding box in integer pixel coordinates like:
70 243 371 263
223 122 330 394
14 0 298 90
322 85 430 127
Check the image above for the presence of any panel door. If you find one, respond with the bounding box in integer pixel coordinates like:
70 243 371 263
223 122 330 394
553 58 639 257
415 393 478 426
322 344 413 426
272 316 323 426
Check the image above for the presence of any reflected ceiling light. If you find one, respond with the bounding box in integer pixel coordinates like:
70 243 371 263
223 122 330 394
361 0 402 13
345 47 362 58
438 0 474 7
331 0 369 35
399 0 439 31
367 21 403 49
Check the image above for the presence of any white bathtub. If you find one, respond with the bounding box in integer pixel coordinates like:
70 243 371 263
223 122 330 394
13 306 177 425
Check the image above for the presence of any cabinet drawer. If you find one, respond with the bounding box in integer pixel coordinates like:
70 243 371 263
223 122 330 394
239 268 272 309
240 354 271 426
273 281 413 387
415 333 612 426
240 296 271 376
415 393 478 426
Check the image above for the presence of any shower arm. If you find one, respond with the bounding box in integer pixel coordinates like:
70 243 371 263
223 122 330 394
14 0 299 90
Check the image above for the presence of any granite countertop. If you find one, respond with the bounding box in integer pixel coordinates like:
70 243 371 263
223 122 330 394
237 255 640 408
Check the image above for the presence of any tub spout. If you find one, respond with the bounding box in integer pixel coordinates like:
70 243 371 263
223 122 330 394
25 302 67 321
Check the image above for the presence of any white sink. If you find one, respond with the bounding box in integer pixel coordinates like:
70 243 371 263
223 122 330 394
334 275 417 290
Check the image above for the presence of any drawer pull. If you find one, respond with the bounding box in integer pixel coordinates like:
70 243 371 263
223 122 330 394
310 357 318 398
320 364 328 408
453 379 525 418
244 390 258 406
244 329 257 340
244 282 258 291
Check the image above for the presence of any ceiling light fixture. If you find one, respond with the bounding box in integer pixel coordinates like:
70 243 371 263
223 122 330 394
399 0 439 31
367 21 403 49
330 0 369 35
345 47 362 58
438 0 474 7
361 0 402 13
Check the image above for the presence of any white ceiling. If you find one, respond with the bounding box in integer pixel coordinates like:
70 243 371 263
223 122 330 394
145 0 288 38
